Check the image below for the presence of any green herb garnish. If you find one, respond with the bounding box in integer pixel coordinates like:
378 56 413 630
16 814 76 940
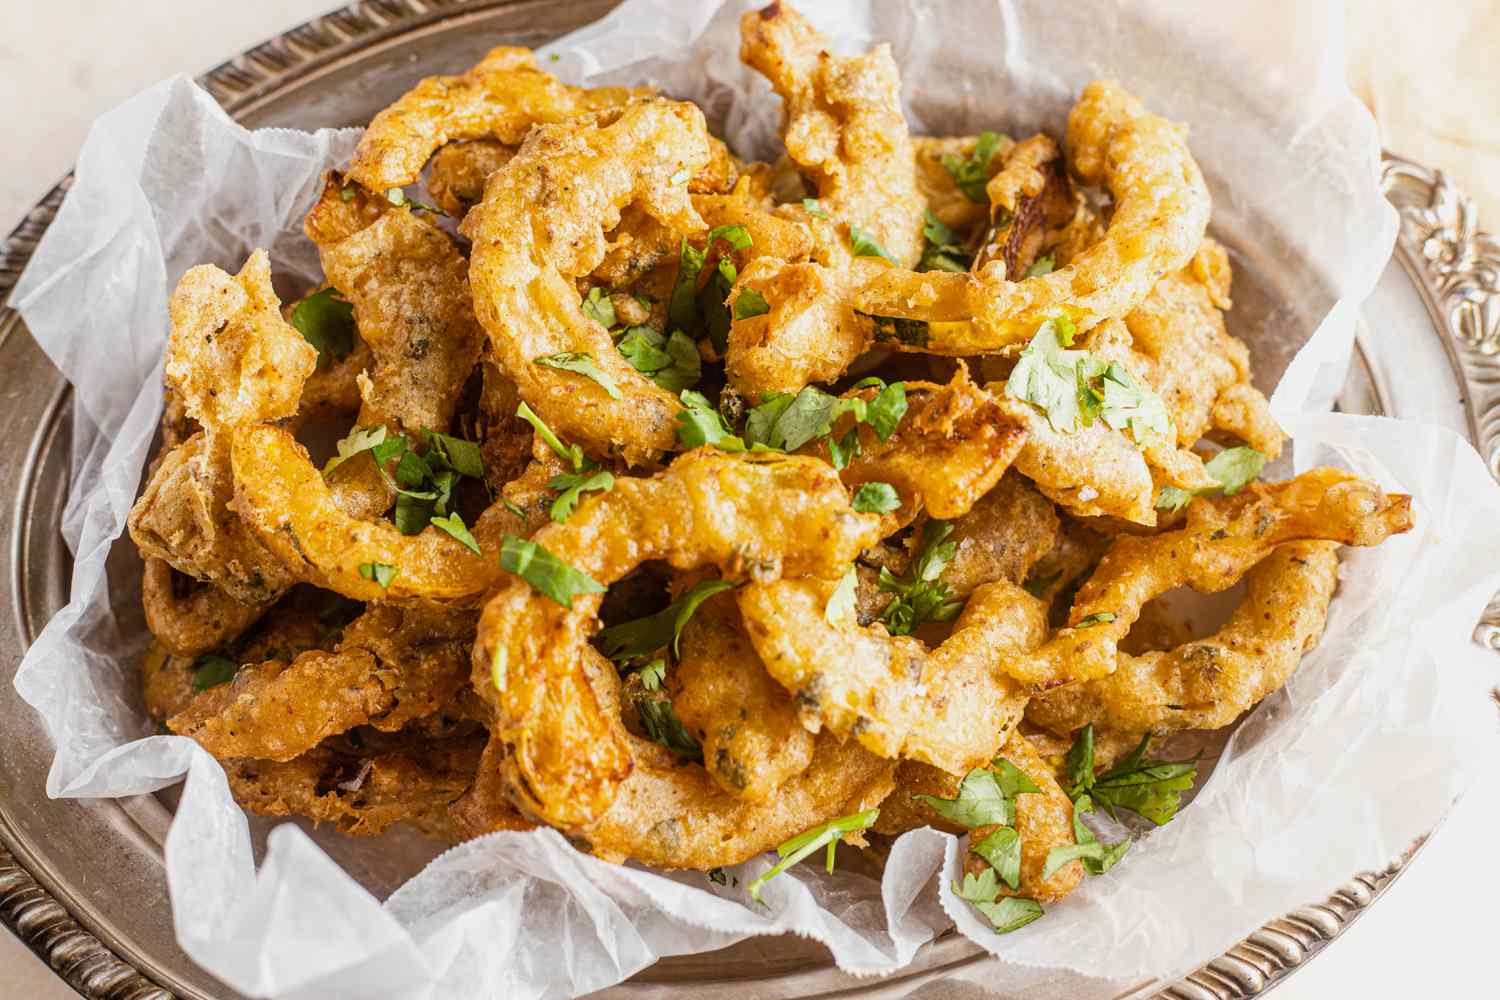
191 654 239 691
746 809 879 903
357 562 398 588
595 578 740 661
290 287 355 365
877 520 962 635
533 351 622 399
499 534 606 608
850 225 898 264
547 469 615 523
940 131 1003 203
852 482 900 514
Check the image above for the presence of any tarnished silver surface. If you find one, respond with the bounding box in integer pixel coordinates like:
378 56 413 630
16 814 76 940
0 3 1494 999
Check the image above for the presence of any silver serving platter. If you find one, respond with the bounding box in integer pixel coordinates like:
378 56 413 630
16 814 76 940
1 3 1497 998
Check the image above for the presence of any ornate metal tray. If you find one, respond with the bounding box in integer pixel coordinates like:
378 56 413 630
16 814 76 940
1 3 1495 998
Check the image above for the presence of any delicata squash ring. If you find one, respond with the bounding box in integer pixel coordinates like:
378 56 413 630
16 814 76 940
1026 541 1340 739
1014 468 1414 688
853 80 1212 354
470 448 882 829
464 99 713 466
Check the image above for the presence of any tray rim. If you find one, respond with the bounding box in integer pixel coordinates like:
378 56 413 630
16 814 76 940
1 2 1497 998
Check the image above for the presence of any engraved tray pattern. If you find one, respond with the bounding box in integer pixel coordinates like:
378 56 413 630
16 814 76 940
1 3 1496 998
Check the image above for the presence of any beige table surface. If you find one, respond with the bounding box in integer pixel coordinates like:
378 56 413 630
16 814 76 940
2 2 1496 999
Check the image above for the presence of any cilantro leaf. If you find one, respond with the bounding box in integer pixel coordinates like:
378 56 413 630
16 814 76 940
990 756 1042 799
971 826 1022 890
1154 447 1267 512
634 688 701 758
547 469 615 523
912 767 1032 827
595 578 740 661
878 520 963 635
852 482 900 514
850 225 898 264
323 425 388 476
489 644 507 692
952 871 1044 934
516 401 590 473
733 288 770 320
676 389 745 451
919 210 972 273
865 382 908 441
1026 255 1055 277
1064 724 1096 799
705 223 752 252
422 430 485 479
824 567 857 625
940 131 1003 203
801 198 829 219
746 809 879 903
499 534 606 608
191 654 239 691
580 286 617 329
358 562 398 588
637 658 666 691
1204 446 1266 495
1074 611 1116 628
290 287 355 365
828 426 861 470
533 351 622 399
384 187 443 214
618 326 701 392
1042 794 1131 880
1091 734 1198 826
1006 321 1170 440
668 238 706 335
430 511 480 554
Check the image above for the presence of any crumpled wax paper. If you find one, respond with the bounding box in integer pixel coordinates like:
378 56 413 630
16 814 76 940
9 1 1500 998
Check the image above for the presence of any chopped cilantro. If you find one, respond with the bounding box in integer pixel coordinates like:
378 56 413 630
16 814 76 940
1073 611 1116 628
595 578 740 661
1155 446 1268 512
516 401 591 473
746 809 879 903
852 481 900 514
290 287 355 365
191 654 239 691
940 131 1003 203
533 351 621 399
952 869 1043 934
357 562 398 588
1042 794 1131 879
634 687 701 758
877 520 962 635
824 567 857 625
547 469 615 523
323 425 388 476
617 326 701 392
919 210 972 273
499 534 606 608
1026 255 1055 277
429 511 480 554
637 658 667 690
801 198 829 219
733 288 771 320
1006 321 1171 440
971 826 1022 890
849 225 898 264
914 757 1039 828
1064 725 1198 826
580 286 617 329
676 389 745 451
1021 570 1062 598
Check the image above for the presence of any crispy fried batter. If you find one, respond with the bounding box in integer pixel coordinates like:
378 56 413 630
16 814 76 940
428 139 516 218
670 595 815 803
1028 541 1339 736
141 558 271 657
346 46 650 192
128 252 316 603
940 474 1060 598
803 367 1030 527
471 449 882 829
1012 469 1412 687
224 728 485 837
962 731 1084 903
854 81 1211 354
738 578 1045 774
229 424 524 602
973 134 1076 280
169 603 474 762
465 100 712 465
723 2 924 398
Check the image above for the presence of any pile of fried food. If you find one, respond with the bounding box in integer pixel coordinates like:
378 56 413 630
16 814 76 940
130 2 1412 933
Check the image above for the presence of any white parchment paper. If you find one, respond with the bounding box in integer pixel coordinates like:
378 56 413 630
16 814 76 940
9 2 1500 998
